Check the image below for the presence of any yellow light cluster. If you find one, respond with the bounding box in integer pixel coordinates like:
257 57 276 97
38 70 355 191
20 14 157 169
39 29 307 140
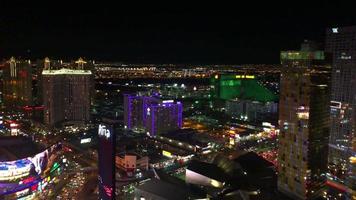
162 150 173 158
210 179 223 187
235 75 255 79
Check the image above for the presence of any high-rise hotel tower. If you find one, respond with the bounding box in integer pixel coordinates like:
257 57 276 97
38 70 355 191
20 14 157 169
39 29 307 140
277 42 331 199
42 58 92 127
325 26 356 199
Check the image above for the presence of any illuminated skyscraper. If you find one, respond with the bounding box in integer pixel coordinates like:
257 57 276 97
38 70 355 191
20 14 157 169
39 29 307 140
124 94 160 131
124 94 143 130
325 26 356 198
124 94 182 136
145 100 183 136
42 58 92 127
35 58 63 105
2 57 33 111
277 44 331 199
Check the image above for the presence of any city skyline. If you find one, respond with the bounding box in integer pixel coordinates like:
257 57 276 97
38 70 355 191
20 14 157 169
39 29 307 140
0 4 355 200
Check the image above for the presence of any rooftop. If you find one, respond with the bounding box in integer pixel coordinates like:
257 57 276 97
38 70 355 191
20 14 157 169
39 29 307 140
233 152 275 173
42 68 92 75
117 152 144 159
162 128 207 147
187 160 229 183
135 178 206 200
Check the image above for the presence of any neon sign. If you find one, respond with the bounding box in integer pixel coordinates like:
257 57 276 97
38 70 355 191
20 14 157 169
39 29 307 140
98 124 111 139
80 138 92 144
103 185 113 197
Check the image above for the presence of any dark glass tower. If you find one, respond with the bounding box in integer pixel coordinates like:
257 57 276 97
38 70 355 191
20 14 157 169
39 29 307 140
325 26 356 198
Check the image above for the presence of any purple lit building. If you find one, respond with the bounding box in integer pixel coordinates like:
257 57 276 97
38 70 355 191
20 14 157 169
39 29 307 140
123 94 160 131
124 94 182 136
145 100 183 136
124 94 142 130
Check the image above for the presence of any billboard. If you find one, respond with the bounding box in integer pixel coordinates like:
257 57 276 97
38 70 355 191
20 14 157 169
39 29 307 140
98 123 116 200
80 138 92 144
0 143 62 197
0 143 62 182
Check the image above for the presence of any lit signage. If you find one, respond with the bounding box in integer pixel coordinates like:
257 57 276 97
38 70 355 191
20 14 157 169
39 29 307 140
162 150 173 158
30 150 49 174
98 122 115 200
229 137 235 145
16 188 30 198
297 111 309 120
162 100 174 103
350 156 356 164
330 101 341 109
11 128 19 136
80 138 92 144
262 122 272 127
10 123 18 127
0 143 61 183
103 185 113 197
235 75 255 79
98 124 111 139
19 177 36 185
50 162 60 173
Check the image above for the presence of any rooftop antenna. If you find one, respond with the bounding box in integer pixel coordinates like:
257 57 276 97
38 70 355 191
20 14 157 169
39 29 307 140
75 57 87 70
44 57 51 70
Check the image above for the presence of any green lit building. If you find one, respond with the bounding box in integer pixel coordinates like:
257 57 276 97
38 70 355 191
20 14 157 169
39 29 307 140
210 74 278 123
210 74 277 103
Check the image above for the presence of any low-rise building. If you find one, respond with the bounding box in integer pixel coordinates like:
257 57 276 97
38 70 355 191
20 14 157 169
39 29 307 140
115 152 149 173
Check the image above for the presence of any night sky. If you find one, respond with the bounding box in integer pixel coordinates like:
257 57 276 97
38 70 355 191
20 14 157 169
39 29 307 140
1 2 355 64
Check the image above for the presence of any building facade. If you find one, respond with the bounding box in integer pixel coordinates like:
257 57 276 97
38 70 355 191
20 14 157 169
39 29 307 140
226 99 278 123
115 153 149 174
145 100 183 136
325 26 356 198
124 94 182 136
123 94 160 131
210 74 278 102
277 46 331 199
2 57 33 111
42 59 92 127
